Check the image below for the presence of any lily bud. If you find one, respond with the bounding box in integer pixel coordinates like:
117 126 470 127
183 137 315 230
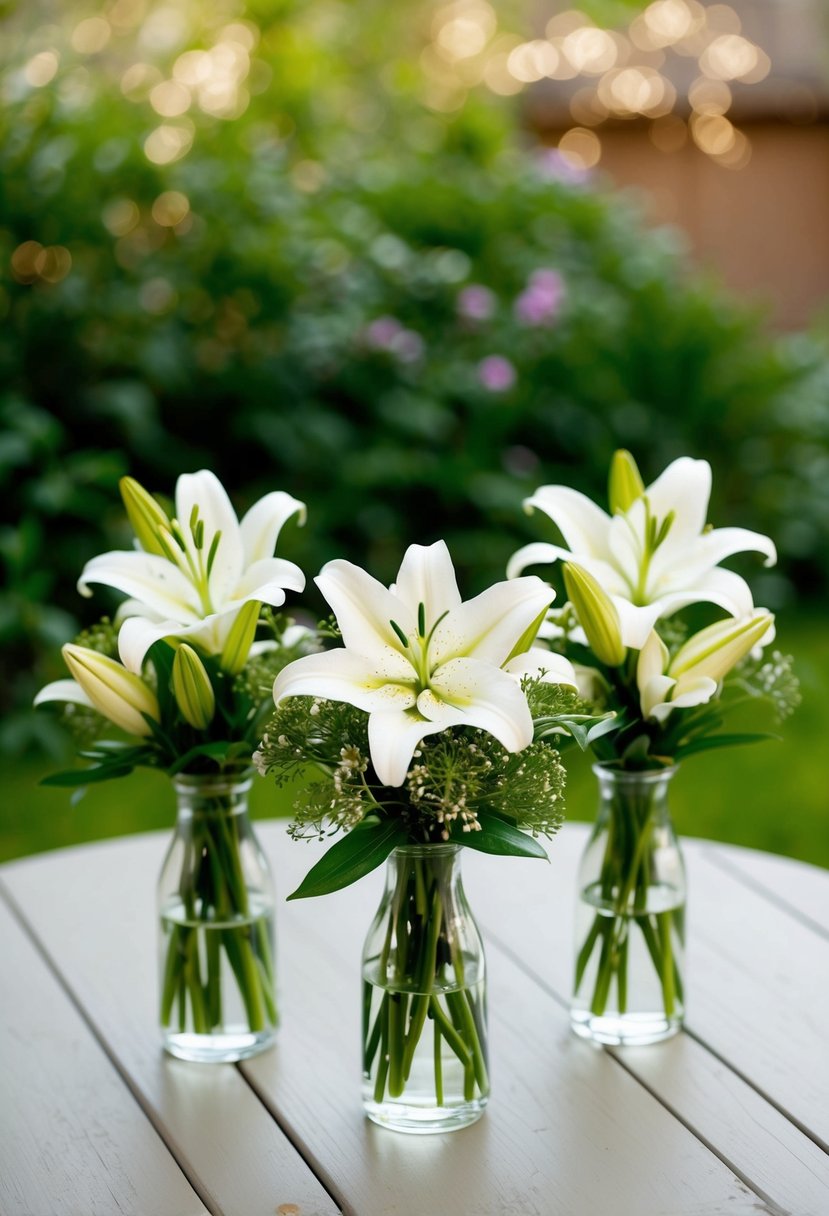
172 644 216 729
608 449 645 515
119 477 171 557
62 643 160 736
220 600 260 675
563 563 626 667
670 610 774 684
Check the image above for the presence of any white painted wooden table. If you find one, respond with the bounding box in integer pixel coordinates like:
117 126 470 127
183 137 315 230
2 822 828 1216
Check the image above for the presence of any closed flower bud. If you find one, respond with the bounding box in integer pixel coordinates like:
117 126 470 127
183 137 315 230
220 600 260 675
670 610 774 684
608 449 645 515
119 476 171 557
62 643 159 736
563 563 627 667
172 644 216 729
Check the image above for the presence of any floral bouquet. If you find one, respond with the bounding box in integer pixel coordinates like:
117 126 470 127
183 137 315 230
508 451 799 1044
255 538 602 1130
35 471 313 1061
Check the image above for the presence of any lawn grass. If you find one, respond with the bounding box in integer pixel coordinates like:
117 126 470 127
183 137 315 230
2 613 826 870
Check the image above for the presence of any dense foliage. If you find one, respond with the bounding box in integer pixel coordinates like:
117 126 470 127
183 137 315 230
2 0 827 755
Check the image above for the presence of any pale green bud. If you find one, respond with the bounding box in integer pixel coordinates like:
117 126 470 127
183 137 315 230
172 644 216 730
220 600 261 675
563 563 627 667
608 449 645 515
670 611 774 683
62 643 159 736
119 477 171 557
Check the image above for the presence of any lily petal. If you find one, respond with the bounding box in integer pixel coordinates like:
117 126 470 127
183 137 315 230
273 649 416 713
316 560 415 659
430 576 553 667
175 470 243 607
232 557 306 601
612 598 665 651
427 657 534 752
503 648 577 687
644 457 711 545
524 485 613 560
78 551 201 621
392 540 462 630
690 526 777 572
239 491 306 566
33 679 96 710
368 709 446 787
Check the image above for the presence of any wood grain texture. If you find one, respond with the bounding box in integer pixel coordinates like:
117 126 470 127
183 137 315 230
0 894 208 1216
1 835 340 1216
244 826 767 1216
3 822 828 1216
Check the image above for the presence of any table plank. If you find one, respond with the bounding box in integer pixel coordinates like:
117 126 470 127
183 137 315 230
1 836 340 1216
699 842 829 938
0 892 208 1216
247 826 768 1216
457 826 829 1216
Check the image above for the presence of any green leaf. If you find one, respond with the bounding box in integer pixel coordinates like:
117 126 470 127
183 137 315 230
287 818 409 900
166 740 237 775
674 732 780 759
457 810 549 860
534 711 618 751
41 763 136 787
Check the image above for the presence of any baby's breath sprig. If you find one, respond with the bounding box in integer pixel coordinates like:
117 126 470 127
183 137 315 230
256 692 569 850
725 649 801 721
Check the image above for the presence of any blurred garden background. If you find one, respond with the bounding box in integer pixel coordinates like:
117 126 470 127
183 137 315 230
2 0 827 865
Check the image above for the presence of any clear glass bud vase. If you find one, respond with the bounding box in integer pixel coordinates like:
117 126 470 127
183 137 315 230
570 764 686 1047
361 844 489 1133
158 772 278 1063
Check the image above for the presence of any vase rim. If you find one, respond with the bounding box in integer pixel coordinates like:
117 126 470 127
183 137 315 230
391 842 461 858
591 761 678 783
171 768 254 796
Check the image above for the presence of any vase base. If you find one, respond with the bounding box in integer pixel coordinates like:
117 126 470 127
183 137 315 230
570 1008 682 1047
363 1095 487 1134
162 1026 277 1064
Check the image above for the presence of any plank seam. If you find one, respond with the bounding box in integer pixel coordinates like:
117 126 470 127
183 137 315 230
0 875 223 1216
700 849 829 943
481 924 803 1214
683 1025 829 1158
236 1064 347 1216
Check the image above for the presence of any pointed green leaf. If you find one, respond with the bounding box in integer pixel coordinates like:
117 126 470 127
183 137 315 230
457 809 549 860
675 732 779 759
287 818 409 900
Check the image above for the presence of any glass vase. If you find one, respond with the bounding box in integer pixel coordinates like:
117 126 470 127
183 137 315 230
361 844 489 1133
570 764 686 1047
158 771 278 1063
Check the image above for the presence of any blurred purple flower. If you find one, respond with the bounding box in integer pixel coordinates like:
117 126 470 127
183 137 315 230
478 355 516 393
365 315 403 349
363 316 424 363
534 148 591 186
457 284 496 321
514 268 565 326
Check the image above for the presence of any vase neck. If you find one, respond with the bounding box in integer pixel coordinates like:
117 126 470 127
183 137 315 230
172 773 253 820
386 844 463 891
593 764 677 826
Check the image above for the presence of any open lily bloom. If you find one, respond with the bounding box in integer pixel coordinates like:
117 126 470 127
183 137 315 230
78 471 306 672
508 455 777 649
274 540 575 786
637 610 774 724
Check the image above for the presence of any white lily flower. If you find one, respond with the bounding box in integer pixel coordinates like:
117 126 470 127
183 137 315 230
273 540 575 786
77 471 306 672
34 644 160 737
637 610 774 723
508 454 777 649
